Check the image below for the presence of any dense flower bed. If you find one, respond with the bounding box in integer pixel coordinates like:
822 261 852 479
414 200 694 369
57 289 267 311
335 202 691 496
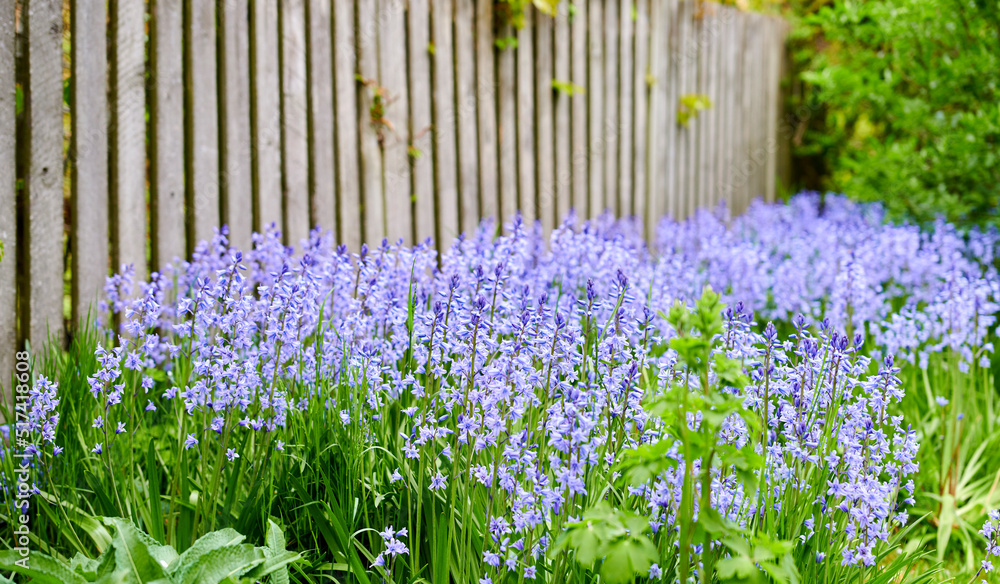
6 193 1000 583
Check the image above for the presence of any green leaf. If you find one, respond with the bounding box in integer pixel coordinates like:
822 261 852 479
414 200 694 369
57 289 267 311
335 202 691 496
169 529 244 576
936 493 956 561
173 544 263 584
0 550 91 584
103 518 175 583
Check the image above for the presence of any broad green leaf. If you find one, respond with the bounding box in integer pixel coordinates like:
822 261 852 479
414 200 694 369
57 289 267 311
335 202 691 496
0 550 90 584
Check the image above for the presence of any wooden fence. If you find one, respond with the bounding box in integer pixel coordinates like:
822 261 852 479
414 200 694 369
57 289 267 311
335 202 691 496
0 0 788 391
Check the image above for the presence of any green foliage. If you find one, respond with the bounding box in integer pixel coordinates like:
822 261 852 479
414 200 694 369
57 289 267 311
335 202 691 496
551 79 586 97
549 502 658 584
496 0 562 29
791 0 1000 225
0 519 298 584
677 94 713 128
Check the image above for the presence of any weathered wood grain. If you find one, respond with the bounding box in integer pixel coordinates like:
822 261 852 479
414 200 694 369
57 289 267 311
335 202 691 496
602 0 618 215
281 0 310 245
535 10 555 232
617 0 632 218
454 0 479 234
475 0 499 226
151 0 185 267
25 0 65 346
220 0 253 252
553 3 571 226
251 0 284 233
516 9 536 227
306 0 336 233
569 0 587 221
586 0 603 218
407 0 436 244
497 23 518 228
380 0 412 244
71 0 108 323
185 0 219 248
0 0 15 393
633 0 649 233
333 0 360 248
431 0 459 243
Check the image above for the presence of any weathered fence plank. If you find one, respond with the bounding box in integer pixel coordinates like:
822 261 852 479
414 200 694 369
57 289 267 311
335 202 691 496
281 0 311 244
0 0 14 391
553 3 571 226
357 0 384 244
252 0 283 233
455 0 479 234
431 0 459 243
151 0 186 267
587 0 603 218
516 9 536 226
633 0 649 231
407 0 435 244
475 0 499 225
381 0 413 244
186 0 219 247
602 0 618 215
25 0 64 346
111 0 146 284
497 24 518 227
220 0 254 252
647 0 665 229
569 0 587 220
535 10 555 232
306 0 336 232
333 0 360 248
71 0 108 323
618 0 632 218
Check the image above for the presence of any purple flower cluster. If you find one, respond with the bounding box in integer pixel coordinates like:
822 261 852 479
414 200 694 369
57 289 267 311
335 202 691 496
78 194 997 579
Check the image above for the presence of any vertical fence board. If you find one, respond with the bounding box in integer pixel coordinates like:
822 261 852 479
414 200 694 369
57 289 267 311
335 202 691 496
617 0 632 217
586 0 603 218
475 0 498 225
281 0 310 244
454 0 479 234
220 0 253 252
111 0 146 283
497 24 518 227
333 0 360 248
673 0 689 219
602 0 618 214
719 8 735 213
357 0 384 243
535 11 554 232
569 0 587 221
553 3 570 226
686 2 701 218
0 0 14 391
431 0 459 243
380 0 412 244
306 0 336 232
698 6 713 211
151 0 185 267
516 9 536 226
740 15 753 212
765 19 780 202
71 0 108 322
186 0 219 247
647 0 664 232
25 0 64 346
407 0 435 244
633 0 649 230
251 1 283 232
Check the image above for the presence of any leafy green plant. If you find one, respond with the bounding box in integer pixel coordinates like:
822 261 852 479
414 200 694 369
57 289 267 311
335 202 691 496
677 94 713 128
788 0 1000 225
0 518 298 584
551 79 585 97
